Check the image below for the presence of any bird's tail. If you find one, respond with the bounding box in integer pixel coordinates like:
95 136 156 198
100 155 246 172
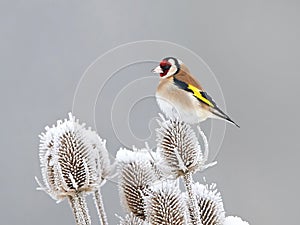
209 107 240 128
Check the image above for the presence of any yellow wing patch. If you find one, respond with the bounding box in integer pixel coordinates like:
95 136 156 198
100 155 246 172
187 84 214 107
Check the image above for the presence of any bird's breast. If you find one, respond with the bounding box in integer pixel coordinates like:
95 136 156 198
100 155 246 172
156 80 209 123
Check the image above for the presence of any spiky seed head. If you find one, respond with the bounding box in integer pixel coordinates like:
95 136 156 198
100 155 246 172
37 113 103 202
187 182 225 225
119 213 149 225
156 119 203 177
85 129 111 185
116 148 160 220
144 182 187 225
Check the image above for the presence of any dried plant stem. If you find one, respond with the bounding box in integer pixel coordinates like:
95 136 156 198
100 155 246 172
68 193 91 225
68 195 83 225
183 173 202 225
78 194 91 225
93 189 109 225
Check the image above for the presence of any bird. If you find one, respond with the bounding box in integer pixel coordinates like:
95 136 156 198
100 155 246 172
152 56 239 127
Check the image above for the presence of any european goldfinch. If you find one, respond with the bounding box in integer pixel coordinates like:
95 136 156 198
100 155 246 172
153 57 239 127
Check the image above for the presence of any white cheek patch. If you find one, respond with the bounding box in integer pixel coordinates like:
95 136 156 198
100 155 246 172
166 65 177 77
168 58 175 65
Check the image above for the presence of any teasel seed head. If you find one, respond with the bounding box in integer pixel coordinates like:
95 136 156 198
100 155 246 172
144 182 188 225
119 212 149 225
187 182 225 225
156 118 205 177
85 129 111 186
116 148 160 220
37 113 102 202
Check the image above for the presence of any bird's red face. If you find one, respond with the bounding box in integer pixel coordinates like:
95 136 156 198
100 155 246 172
158 60 172 77
152 57 180 78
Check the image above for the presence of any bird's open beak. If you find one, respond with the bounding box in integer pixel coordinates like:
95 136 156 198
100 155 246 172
152 66 163 74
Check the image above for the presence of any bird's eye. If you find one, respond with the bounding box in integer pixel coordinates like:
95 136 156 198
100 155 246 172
160 60 172 70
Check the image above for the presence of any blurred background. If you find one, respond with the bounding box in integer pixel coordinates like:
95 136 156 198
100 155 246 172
1 1 299 225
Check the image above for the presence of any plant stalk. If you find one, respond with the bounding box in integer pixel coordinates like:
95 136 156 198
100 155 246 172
93 189 109 225
68 192 91 225
183 173 202 225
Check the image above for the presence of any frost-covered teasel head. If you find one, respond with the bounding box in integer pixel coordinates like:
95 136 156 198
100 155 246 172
37 113 107 202
187 182 225 225
85 129 111 186
116 148 161 220
156 118 207 177
144 182 188 225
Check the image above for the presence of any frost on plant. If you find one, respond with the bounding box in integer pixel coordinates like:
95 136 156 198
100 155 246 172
187 183 225 225
144 182 188 225
156 117 213 177
119 213 149 225
37 113 100 200
223 216 250 225
156 117 217 225
36 113 110 225
116 148 161 220
36 114 249 225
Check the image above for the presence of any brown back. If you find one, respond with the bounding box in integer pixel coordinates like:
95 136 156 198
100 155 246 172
174 64 204 90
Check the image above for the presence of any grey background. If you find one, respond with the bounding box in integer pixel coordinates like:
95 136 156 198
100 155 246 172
1 1 299 225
